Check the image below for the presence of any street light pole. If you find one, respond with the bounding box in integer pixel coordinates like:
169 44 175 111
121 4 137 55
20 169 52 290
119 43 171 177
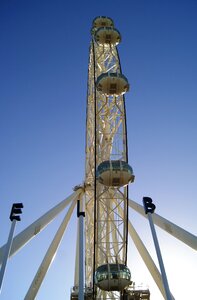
0 203 23 294
77 199 85 300
143 197 172 300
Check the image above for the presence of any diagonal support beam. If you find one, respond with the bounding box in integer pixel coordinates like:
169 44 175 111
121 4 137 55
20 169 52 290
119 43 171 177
0 190 82 264
24 195 78 300
117 204 175 300
129 199 197 251
127 218 175 300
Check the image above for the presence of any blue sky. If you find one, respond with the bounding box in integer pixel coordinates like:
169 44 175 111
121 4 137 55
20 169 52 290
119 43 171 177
0 0 197 299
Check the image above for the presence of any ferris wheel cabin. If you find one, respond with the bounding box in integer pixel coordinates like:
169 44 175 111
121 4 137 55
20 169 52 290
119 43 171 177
92 16 114 29
95 264 132 291
94 27 121 46
96 160 135 187
96 72 129 96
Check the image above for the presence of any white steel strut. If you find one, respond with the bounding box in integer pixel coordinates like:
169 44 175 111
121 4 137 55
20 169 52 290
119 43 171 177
128 198 197 250
24 196 79 300
0 190 81 265
117 203 175 300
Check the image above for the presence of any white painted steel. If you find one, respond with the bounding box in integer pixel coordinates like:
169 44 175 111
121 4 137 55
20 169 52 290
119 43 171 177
0 190 81 265
24 195 79 300
74 219 79 287
128 198 197 250
0 220 17 294
116 199 164 298
85 17 130 299
79 211 84 300
77 194 85 300
147 213 172 300
127 217 175 300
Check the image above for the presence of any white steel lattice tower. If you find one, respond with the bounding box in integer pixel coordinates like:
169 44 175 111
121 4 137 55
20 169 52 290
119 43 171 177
85 16 134 299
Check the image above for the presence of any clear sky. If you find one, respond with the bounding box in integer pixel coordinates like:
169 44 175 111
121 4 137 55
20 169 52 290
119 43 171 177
0 0 197 299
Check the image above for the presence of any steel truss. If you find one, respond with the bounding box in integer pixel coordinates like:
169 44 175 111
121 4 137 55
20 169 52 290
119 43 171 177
85 26 129 298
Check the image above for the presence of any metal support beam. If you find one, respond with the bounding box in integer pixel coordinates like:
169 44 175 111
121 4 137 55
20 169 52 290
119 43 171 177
128 218 176 300
129 198 197 250
0 190 81 264
148 211 172 300
118 204 175 300
24 196 78 300
74 219 79 287
143 197 172 300
77 198 85 300
0 220 17 294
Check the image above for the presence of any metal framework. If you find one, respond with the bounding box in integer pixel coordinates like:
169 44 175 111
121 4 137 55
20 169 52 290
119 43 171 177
0 194 196 299
85 19 129 299
0 17 196 300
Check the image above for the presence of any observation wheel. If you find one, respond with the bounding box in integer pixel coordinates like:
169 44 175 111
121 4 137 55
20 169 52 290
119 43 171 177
85 16 134 299
0 15 196 300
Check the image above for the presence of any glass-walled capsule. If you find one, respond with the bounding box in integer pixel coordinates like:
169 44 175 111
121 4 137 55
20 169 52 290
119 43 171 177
96 72 129 96
95 264 132 291
96 160 135 187
92 16 114 29
94 27 121 46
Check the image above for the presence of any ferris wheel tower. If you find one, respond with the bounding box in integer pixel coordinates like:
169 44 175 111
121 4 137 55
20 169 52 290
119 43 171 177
85 17 134 299
84 16 135 299
0 16 196 300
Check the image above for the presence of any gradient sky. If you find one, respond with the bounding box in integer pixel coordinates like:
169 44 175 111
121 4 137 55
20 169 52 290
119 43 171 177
0 0 197 299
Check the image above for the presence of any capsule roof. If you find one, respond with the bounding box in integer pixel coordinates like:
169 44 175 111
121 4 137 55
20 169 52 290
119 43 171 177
92 16 114 29
91 16 114 35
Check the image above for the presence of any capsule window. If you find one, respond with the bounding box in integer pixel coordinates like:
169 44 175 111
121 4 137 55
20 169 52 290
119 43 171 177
112 161 121 170
109 84 117 93
112 178 120 185
97 84 102 91
105 34 111 43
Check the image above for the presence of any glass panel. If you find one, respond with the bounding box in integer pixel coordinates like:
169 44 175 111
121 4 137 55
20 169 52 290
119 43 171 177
97 161 110 174
112 161 121 170
97 265 108 272
109 264 118 271
121 162 133 173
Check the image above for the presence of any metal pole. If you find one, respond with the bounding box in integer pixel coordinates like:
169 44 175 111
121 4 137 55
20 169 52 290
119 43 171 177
79 213 84 300
0 219 17 294
128 198 197 251
143 197 172 300
77 200 85 300
147 213 172 300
